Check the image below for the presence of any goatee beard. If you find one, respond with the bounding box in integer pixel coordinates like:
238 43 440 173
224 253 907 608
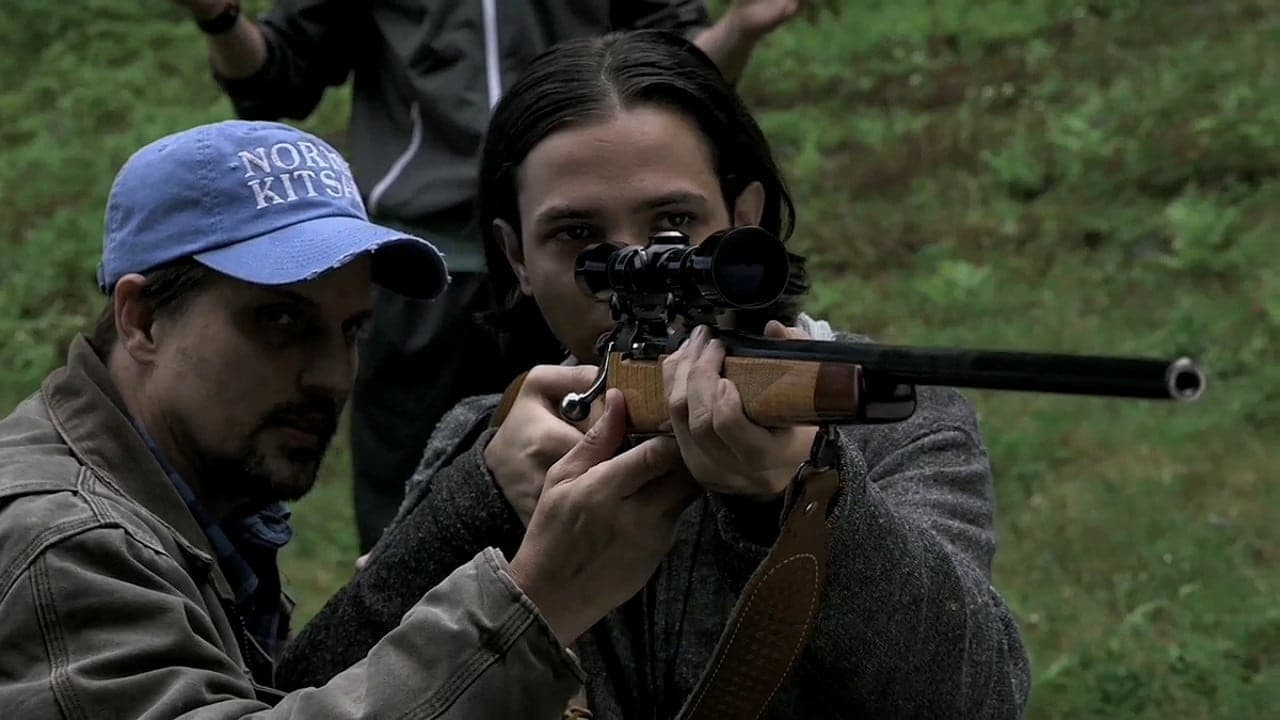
205 443 324 510
212 430 335 510
201 395 339 510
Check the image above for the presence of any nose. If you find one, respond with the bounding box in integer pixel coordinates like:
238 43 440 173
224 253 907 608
298 333 355 404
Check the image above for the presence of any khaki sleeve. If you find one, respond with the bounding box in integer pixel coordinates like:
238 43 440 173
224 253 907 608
0 525 581 719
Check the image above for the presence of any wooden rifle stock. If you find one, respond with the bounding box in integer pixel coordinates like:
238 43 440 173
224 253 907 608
490 356 861 431
606 353 863 433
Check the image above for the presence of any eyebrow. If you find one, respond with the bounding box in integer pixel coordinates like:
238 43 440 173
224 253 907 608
255 287 320 310
533 191 710 225
533 206 596 225
640 191 709 210
255 289 371 321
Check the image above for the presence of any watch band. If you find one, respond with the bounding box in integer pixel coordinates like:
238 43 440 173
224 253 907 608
196 2 241 36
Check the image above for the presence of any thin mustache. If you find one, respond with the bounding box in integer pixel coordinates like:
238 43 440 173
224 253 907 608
263 399 339 437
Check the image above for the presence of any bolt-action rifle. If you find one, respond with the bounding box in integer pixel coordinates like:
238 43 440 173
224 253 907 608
558 227 1203 432
495 226 1205 720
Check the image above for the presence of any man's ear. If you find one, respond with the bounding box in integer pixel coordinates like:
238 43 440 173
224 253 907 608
494 219 534 295
112 274 159 365
731 181 766 227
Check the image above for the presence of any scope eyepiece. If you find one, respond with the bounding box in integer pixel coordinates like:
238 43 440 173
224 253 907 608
573 226 791 310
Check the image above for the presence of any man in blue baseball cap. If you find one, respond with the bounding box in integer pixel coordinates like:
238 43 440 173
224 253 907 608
96 119 449 300
0 120 700 717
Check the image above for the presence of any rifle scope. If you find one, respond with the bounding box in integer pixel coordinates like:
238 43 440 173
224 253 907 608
574 227 791 309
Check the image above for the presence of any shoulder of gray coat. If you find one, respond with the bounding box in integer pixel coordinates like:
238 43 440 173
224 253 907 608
823 325 988 459
400 392 504 502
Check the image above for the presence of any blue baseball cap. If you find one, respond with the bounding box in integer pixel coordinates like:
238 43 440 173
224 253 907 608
98 120 448 299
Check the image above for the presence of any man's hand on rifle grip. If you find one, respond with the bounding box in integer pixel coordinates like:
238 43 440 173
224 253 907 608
484 365 602 525
508 389 699 645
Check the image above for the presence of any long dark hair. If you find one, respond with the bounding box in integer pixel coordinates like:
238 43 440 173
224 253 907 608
477 30 808 358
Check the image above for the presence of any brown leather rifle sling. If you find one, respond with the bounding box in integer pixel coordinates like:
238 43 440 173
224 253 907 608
492 374 841 720
675 426 840 720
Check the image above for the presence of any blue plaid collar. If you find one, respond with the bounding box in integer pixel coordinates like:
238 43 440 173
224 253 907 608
131 422 293 656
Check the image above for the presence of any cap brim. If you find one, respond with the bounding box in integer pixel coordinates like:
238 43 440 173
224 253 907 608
193 215 448 299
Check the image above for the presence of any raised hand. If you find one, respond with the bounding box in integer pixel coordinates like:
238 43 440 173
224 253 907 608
484 365 600 525
726 0 806 39
508 390 698 645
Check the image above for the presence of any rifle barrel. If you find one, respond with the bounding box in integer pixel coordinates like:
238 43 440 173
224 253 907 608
718 335 1205 402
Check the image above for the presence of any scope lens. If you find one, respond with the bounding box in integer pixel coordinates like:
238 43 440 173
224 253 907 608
574 242 627 299
572 227 792 310
705 227 790 308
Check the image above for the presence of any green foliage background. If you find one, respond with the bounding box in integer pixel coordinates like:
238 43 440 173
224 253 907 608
2 1 1276 717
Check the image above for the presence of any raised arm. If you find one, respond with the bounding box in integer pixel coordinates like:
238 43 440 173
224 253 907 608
612 0 804 82
170 0 365 119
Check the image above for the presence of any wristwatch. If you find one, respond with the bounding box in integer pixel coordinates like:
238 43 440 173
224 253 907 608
196 1 241 36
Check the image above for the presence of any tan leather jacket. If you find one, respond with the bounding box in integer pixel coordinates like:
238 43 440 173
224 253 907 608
0 336 583 718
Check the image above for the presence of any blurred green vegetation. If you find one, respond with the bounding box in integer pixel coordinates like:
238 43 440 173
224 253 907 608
2 1 1276 717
